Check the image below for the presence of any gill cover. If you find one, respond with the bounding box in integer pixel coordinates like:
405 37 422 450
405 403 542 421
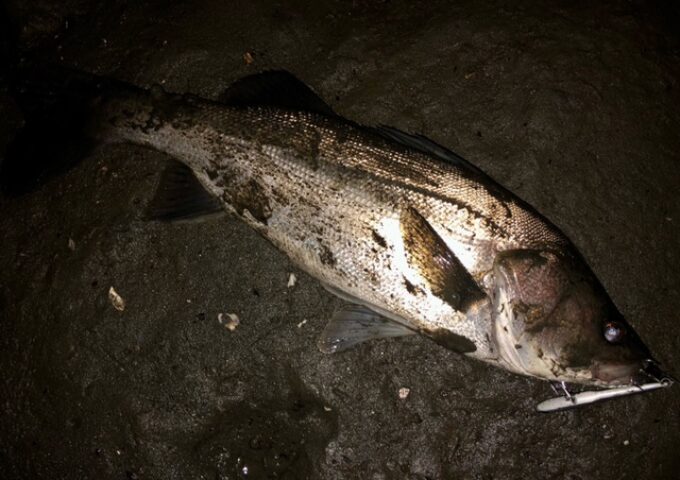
491 249 650 385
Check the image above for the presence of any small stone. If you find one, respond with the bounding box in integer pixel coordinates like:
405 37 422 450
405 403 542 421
398 387 410 400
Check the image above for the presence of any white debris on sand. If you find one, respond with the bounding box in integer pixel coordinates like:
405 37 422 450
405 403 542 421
287 273 297 288
296 319 307 328
218 312 240 331
398 387 410 400
108 286 125 311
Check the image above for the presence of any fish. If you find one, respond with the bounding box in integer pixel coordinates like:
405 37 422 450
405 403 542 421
2 68 674 410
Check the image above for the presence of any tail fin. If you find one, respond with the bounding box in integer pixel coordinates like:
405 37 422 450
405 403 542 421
0 63 113 196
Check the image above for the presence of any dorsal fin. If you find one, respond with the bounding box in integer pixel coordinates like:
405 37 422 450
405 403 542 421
374 125 488 177
217 71 335 116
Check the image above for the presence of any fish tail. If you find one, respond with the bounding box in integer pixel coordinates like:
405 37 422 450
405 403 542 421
1 62 121 196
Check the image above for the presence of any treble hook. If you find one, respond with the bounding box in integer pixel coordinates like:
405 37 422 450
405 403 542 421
550 381 574 402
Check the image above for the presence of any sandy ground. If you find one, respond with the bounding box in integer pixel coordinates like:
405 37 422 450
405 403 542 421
1 1 679 479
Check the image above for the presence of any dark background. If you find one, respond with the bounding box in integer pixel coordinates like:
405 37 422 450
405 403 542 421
1 1 679 479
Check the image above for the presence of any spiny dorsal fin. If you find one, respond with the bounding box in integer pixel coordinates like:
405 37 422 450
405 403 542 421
317 304 415 354
218 71 335 116
400 206 487 312
146 161 224 222
374 125 487 177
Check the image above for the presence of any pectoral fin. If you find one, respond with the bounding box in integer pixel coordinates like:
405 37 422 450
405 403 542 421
317 304 415 354
400 206 486 312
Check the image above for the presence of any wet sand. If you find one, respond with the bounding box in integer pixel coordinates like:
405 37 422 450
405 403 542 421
1 1 679 478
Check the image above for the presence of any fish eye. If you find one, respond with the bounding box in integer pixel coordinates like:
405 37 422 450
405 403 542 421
604 322 625 343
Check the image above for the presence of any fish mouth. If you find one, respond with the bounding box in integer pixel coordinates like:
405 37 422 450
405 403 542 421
592 358 675 386
591 361 642 385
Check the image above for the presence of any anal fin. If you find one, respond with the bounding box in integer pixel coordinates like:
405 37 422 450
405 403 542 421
146 161 224 222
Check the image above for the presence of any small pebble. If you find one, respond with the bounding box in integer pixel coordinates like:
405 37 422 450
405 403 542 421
297 319 307 328
623 440 630 446
398 387 410 400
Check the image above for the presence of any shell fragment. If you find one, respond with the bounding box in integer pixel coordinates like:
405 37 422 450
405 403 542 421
108 286 125 312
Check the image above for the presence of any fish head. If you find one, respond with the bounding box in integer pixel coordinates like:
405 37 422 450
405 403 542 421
490 249 654 387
